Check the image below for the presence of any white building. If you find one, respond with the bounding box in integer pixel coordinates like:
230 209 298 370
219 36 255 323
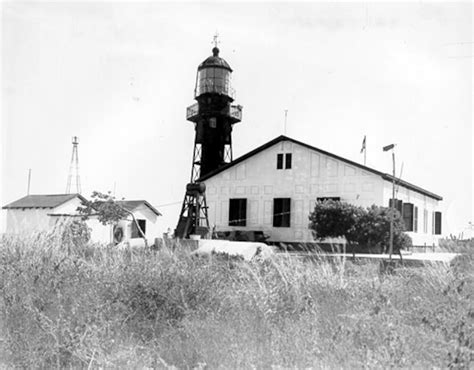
2 194 161 244
200 136 443 247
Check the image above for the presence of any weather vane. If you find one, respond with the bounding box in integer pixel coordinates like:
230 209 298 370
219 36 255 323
212 32 220 48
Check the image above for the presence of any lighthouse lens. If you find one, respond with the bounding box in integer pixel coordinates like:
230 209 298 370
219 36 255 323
196 67 232 97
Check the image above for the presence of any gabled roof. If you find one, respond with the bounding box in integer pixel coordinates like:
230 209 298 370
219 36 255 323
2 194 87 209
116 200 162 216
199 135 443 201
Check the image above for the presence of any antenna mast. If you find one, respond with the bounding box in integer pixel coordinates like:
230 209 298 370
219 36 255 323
66 136 82 194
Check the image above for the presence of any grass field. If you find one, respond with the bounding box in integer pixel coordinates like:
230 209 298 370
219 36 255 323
0 233 473 368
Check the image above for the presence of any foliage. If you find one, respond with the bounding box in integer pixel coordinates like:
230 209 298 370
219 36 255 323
0 235 472 368
354 205 408 252
308 200 364 243
309 200 411 252
77 191 128 225
439 238 474 253
60 219 91 249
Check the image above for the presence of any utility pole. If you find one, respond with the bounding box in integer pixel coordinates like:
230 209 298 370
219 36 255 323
383 143 396 260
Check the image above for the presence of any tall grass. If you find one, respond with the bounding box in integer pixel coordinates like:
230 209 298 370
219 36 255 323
0 232 472 368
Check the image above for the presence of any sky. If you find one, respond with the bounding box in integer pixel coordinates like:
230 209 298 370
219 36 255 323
1 1 472 237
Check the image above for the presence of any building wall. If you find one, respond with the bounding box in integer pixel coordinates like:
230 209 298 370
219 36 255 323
4 198 161 244
86 218 113 244
382 180 442 246
204 140 442 245
5 197 84 235
6 208 52 234
118 206 160 241
204 140 385 242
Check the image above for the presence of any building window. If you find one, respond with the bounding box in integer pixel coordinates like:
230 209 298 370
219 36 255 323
414 206 418 233
273 198 291 227
402 203 414 232
276 153 292 170
434 211 442 235
317 197 341 202
229 198 247 226
131 219 146 238
277 154 283 169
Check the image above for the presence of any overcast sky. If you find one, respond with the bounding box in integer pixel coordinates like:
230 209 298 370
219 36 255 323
1 1 472 237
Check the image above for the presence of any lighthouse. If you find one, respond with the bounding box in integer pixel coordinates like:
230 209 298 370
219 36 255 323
175 43 242 238
187 45 242 180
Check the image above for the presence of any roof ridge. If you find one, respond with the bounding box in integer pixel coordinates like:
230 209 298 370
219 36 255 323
198 135 442 201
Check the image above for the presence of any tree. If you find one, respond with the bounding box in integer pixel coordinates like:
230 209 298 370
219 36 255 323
309 200 412 253
353 205 409 253
77 191 148 247
308 200 364 245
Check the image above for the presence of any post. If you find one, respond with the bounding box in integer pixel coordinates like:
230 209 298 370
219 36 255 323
383 143 396 261
27 168 31 195
389 151 395 260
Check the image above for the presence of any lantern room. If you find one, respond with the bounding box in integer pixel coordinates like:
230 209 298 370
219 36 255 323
195 47 234 100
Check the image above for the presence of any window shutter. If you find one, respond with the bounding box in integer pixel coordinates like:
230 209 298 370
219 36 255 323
434 212 442 235
277 154 283 169
414 206 418 233
285 153 292 169
282 198 291 227
402 203 414 231
432 212 435 234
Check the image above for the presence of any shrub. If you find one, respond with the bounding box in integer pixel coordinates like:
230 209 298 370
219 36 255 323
308 200 364 243
354 205 407 253
309 201 410 252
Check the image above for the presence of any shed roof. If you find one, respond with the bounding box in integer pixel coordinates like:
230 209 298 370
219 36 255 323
116 200 162 216
2 194 87 209
199 135 443 201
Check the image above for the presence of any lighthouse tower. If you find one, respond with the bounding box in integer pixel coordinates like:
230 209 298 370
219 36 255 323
175 43 242 238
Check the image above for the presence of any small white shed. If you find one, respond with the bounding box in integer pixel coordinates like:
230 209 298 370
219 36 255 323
2 194 161 244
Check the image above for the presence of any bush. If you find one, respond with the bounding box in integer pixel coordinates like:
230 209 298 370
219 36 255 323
309 201 410 252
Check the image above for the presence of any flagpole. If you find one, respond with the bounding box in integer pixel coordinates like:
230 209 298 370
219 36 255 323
361 135 367 166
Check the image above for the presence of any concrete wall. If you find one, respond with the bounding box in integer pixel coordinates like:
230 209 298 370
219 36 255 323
204 140 385 242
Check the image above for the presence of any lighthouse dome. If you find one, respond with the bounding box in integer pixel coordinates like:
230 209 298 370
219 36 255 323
198 47 232 72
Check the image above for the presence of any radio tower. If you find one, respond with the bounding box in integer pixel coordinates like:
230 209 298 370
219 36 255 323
66 136 82 194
